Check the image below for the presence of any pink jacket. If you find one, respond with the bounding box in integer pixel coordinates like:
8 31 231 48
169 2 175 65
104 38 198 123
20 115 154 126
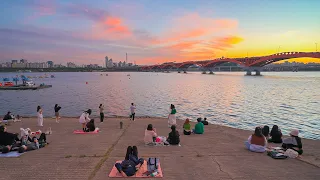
144 129 157 144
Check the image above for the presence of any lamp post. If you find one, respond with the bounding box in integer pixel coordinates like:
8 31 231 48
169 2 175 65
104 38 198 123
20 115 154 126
278 46 281 53
316 43 318 52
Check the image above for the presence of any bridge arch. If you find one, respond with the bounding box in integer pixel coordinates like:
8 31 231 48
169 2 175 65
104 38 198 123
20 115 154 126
161 64 177 69
248 52 320 67
202 58 246 68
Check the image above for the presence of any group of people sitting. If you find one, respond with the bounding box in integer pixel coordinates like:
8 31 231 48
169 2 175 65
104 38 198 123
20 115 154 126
183 118 207 135
245 125 303 155
0 125 48 154
144 117 208 146
79 109 98 132
144 124 180 146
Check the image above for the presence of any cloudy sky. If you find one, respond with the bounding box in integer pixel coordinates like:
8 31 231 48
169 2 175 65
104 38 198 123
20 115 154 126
1 0 319 65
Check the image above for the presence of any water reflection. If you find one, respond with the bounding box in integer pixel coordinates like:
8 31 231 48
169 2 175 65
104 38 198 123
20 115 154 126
0 71 319 139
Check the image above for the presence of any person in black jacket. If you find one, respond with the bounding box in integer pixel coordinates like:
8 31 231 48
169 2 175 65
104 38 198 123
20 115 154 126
167 125 180 145
86 119 96 132
0 125 20 153
268 125 282 143
54 104 62 123
3 111 14 125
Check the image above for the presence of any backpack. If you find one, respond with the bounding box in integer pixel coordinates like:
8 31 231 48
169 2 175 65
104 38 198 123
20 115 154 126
147 158 159 173
267 151 287 159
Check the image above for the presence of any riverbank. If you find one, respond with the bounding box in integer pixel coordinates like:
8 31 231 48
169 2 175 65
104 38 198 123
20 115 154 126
0 117 319 180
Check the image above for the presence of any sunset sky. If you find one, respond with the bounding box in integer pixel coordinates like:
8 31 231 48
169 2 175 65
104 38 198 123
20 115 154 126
1 0 320 65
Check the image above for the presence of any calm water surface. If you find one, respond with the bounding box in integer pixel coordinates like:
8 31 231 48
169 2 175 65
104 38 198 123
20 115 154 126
0 71 319 139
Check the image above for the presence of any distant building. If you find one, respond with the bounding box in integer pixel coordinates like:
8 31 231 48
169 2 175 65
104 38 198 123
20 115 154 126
12 60 18 64
27 62 48 68
67 62 77 68
47 61 54 68
118 61 123 67
105 56 108 68
20 59 27 63
108 58 114 68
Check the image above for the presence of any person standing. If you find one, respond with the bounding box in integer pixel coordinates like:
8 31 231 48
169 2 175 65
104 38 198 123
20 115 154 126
168 104 177 127
99 104 104 123
130 103 136 121
54 104 61 123
37 106 43 127
79 109 91 132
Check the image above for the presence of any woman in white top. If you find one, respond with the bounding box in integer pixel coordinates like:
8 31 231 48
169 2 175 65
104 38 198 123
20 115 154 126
79 109 92 132
37 106 43 126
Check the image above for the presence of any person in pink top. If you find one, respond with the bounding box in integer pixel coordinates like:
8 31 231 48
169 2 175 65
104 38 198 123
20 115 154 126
144 124 157 145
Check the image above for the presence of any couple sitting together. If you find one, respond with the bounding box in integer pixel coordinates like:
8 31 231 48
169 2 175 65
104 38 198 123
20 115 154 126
0 125 48 154
144 124 180 146
245 126 303 155
183 118 205 135
79 109 99 132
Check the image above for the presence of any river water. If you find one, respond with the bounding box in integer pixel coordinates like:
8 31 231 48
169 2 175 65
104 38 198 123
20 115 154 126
0 71 319 139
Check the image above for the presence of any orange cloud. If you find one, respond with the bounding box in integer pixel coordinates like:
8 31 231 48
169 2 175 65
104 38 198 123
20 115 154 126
167 41 201 50
217 36 244 44
150 13 238 45
103 17 131 34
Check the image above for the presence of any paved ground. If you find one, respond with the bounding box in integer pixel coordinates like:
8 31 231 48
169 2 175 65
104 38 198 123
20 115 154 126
0 117 319 180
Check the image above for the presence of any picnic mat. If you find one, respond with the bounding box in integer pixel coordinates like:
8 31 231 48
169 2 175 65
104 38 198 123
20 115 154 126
73 130 99 134
108 160 163 178
0 152 24 157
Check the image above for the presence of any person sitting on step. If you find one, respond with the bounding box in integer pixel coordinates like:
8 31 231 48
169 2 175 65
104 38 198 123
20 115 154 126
0 125 21 153
201 117 208 125
193 118 204 134
268 125 283 143
245 127 267 153
3 111 14 125
115 146 144 177
167 125 180 145
144 124 157 145
85 119 96 132
183 118 191 135
282 129 303 155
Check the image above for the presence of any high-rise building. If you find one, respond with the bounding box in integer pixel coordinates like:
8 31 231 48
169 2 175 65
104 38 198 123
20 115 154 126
105 56 108 68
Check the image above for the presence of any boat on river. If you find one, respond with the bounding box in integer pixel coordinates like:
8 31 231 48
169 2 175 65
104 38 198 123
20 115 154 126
0 84 52 90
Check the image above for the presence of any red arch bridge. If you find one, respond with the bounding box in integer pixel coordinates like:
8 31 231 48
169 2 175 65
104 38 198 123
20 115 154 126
140 52 320 75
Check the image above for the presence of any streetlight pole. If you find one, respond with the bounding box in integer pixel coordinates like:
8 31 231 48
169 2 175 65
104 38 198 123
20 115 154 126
278 46 281 53
316 43 318 52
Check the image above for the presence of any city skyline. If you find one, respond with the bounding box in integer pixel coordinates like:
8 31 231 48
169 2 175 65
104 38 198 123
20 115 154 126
1 0 320 65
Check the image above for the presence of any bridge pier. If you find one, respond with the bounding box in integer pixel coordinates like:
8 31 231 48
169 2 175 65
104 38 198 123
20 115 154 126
245 67 262 76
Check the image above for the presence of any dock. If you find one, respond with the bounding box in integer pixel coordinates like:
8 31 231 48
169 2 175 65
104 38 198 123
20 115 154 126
0 85 52 90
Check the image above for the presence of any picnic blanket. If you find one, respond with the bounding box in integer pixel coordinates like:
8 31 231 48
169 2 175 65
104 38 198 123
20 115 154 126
73 130 99 134
0 152 24 157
